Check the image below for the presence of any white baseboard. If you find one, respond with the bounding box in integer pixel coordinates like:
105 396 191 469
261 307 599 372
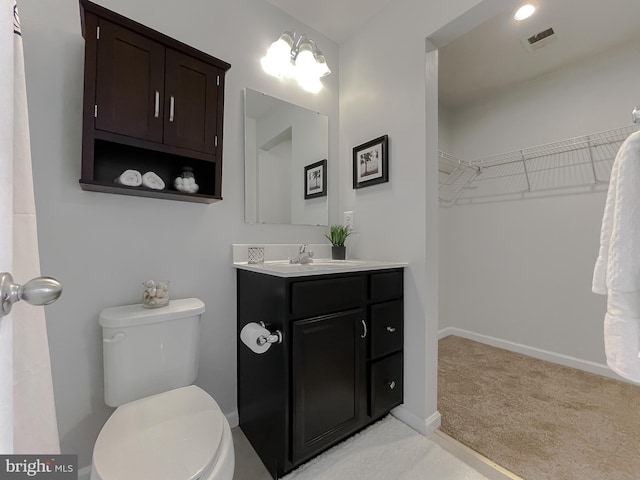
225 409 239 428
77 465 91 480
438 327 619 380
392 406 441 436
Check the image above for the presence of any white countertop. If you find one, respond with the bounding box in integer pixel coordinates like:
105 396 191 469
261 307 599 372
233 259 408 278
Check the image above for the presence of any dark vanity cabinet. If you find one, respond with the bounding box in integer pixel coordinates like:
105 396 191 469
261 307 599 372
79 0 230 203
237 268 404 478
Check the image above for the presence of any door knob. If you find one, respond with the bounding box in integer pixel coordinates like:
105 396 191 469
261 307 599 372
0 273 62 317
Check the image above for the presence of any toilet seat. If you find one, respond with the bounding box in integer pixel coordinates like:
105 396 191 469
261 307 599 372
91 385 230 480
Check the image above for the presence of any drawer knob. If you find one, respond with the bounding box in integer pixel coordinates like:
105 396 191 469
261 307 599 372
388 380 396 390
386 326 396 333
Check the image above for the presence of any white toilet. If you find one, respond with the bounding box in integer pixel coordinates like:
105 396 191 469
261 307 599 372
90 298 234 480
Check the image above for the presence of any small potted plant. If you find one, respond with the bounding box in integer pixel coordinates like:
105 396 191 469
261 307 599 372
325 224 353 260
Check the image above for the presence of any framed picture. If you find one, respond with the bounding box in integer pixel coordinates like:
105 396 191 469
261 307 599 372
353 135 389 189
304 159 327 199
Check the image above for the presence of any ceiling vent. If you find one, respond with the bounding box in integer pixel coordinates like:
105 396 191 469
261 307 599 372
521 27 557 52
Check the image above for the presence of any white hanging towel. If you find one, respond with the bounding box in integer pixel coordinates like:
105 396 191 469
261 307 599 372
0 0 60 453
593 130 640 383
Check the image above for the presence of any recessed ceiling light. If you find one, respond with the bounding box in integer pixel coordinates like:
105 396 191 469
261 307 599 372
514 4 536 21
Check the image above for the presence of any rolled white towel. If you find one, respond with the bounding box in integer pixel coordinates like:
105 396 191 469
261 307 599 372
115 169 142 187
142 171 165 190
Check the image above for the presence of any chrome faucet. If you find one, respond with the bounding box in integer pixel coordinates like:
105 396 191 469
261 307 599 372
290 244 314 264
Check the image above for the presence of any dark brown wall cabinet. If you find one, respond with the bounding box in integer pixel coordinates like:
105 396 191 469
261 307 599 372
79 0 230 203
237 268 404 479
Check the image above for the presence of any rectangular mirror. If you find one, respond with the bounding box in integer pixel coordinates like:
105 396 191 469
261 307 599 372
244 88 329 226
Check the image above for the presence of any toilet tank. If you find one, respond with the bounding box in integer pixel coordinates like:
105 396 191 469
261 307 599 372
99 298 206 407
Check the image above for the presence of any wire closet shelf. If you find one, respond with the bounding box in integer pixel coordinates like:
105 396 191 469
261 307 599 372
438 124 638 207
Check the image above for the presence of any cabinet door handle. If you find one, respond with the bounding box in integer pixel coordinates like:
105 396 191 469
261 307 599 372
388 380 396 390
386 326 396 333
360 320 367 339
169 95 175 122
154 91 160 118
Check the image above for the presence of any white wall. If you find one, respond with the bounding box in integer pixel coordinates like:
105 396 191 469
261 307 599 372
447 38 640 160
19 0 339 468
339 0 482 432
438 103 454 154
439 37 640 366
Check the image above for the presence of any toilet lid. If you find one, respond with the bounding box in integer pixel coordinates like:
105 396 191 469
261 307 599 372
93 385 225 480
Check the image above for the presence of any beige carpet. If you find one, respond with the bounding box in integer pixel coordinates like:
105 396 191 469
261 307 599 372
438 335 640 480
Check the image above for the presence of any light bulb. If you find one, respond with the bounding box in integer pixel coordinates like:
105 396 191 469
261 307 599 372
297 72 323 93
514 4 535 21
295 45 316 72
314 53 331 77
261 31 330 90
261 38 292 78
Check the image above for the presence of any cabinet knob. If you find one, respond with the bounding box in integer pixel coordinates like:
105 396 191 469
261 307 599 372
388 380 396 390
386 326 396 333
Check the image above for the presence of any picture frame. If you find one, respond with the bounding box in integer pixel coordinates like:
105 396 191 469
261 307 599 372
304 159 327 199
353 135 389 189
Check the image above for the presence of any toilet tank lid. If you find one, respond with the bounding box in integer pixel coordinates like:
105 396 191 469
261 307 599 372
99 298 205 328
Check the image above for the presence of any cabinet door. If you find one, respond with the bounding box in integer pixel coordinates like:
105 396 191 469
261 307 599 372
95 19 165 142
292 310 366 464
164 49 219 154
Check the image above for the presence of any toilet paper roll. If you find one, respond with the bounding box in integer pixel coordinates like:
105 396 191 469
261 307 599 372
240 322 272 354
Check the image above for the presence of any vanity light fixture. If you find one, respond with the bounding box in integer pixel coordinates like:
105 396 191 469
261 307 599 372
261 30 331 93
514 3 536 21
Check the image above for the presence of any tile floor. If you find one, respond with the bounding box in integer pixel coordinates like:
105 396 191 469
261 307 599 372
232 427 272 480
231 426 518 480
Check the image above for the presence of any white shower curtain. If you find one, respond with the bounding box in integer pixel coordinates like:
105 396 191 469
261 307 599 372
0 0 60 454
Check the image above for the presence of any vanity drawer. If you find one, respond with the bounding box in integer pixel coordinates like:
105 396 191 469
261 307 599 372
290 275 365 318
370 300 403 359
370 352 403 418
369 270 403 301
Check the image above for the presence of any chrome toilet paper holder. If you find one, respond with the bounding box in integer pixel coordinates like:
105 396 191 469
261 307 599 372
257 321 283 346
